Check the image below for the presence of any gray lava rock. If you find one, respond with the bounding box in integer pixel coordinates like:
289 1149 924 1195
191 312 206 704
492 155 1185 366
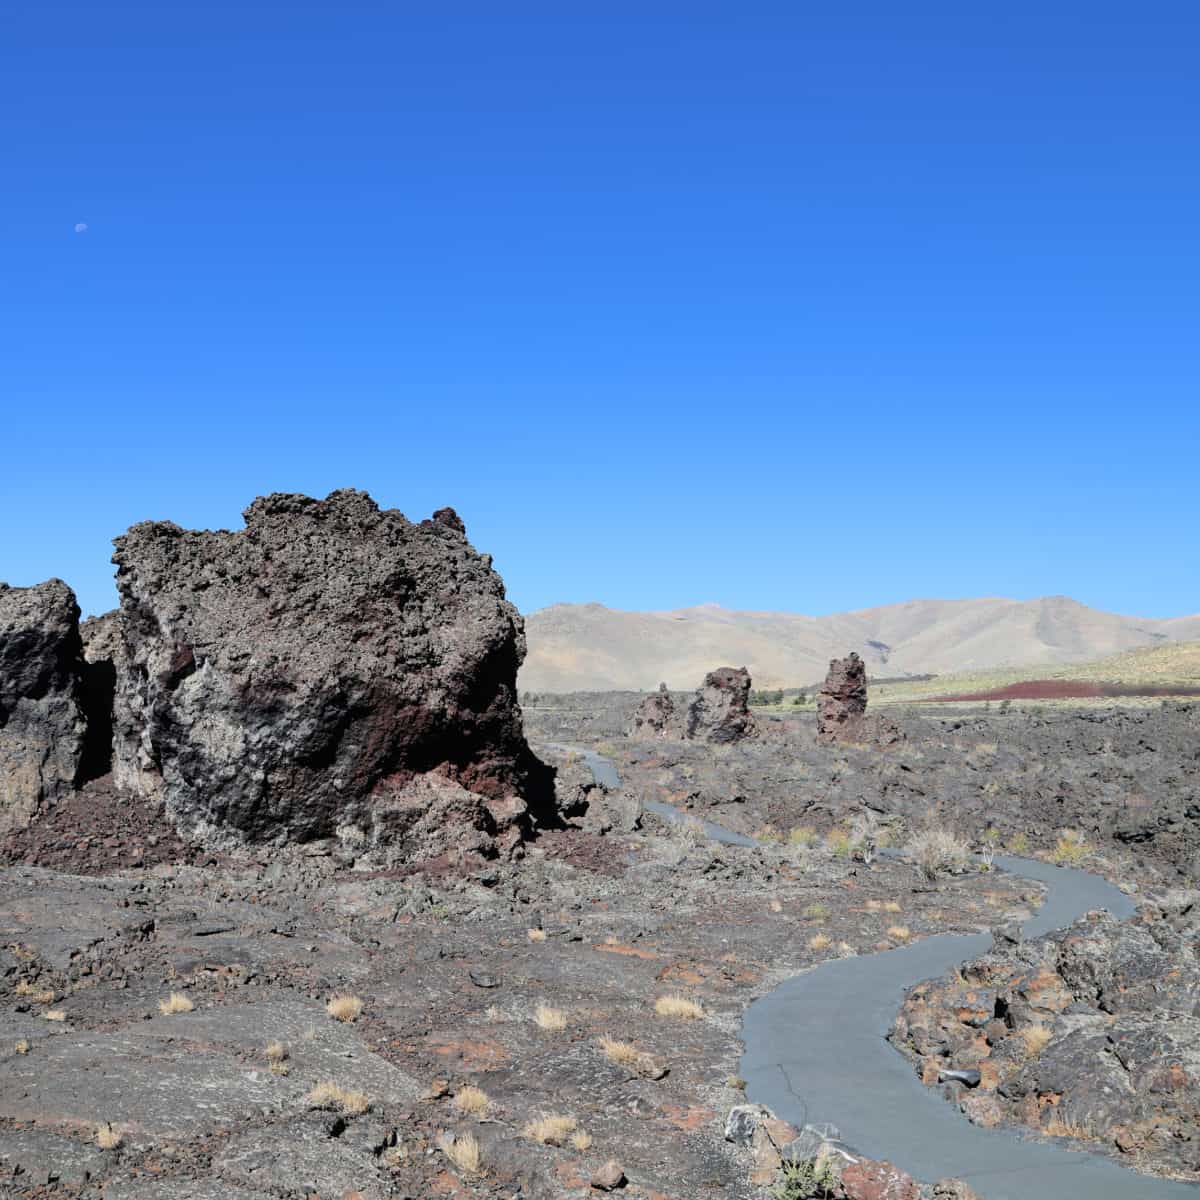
0 579 88 831
109 490 553 852
686 667 758 744
629 682 677 738
724 1102 766 1144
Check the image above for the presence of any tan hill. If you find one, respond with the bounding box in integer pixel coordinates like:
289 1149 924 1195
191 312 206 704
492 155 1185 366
519 597 1200 692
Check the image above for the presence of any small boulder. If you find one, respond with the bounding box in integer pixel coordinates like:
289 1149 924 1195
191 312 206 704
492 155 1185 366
591 1160 626 1190
628 682 677 738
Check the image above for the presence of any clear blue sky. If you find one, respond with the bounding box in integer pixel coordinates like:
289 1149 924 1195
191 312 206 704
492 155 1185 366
3 2 1197 620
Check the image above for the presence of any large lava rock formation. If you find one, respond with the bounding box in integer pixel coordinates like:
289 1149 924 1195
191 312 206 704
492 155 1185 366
107 490 551 853
0 580 89 831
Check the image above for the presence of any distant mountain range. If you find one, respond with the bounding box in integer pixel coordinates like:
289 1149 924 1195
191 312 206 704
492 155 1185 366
519 597 1200 692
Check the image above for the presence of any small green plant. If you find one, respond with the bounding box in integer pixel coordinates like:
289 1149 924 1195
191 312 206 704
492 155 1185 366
773 1154 841 1199
826 829 852 859
803 902 830 921
1008 831 1030 855
1050 829 1087 865
788 826 817 847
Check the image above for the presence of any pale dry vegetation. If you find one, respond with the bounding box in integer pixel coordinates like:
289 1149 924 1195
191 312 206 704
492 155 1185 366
526 927 547 942
522 1114 578 1146
305 1081 370 1115
571 1131 593 1151
158 992 194 1015
1050 829 1088 865
887 925 911 942
533 1003 568 1032
437 1130 481 1173
95 1122 122 1150
908 828 971 880
654 994 703 1019
1021 1024 1053 1059
15 981 55 1004
42 1009 67 1022
453 1085 491 1116
325 992 363 1023
807 933 832 952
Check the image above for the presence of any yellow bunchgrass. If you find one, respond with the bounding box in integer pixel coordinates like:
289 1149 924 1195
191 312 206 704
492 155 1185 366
158 992 194 1015
788 826 817 847
533 1003 568 1032
437 1130 481 1173
42 1009 67 1022
95 1122 122 1149
1022 1024 1053 1058
571 1131 593 1151
305 1081 370 1115
14 1039 30 1054
527 928 547 942
453 1085 491 1116
808 933 832 952
325 992 363 1023
522 1114 577 1146
654 994 703 1019
887 925 911 942
597 1035 641 1067
15 981 55 1004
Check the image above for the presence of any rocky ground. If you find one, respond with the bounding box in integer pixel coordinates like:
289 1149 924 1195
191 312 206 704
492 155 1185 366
0 712 1051 1199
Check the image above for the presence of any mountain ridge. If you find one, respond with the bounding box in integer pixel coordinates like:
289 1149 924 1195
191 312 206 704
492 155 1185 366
520 596 1200 692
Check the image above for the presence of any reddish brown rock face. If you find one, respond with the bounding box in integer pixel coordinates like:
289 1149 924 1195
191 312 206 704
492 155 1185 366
108 489 553 853
817 652 869 743
816 652 902 747
839 1158 923 1200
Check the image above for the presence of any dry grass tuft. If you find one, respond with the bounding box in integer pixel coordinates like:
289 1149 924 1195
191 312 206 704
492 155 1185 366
265 1040 290 1075
15 981 56 1004
306 1081 370 1115
807 933 832 952
887 925 912 942
597 1035 642 1067
908 828 971 880
825 829 853 858
526 927 547 942
42 1009 67 1022
803 902 830 921
788 826 817 847
437 1130 481 1174
883 900 902 913
654 994 703 1019
95 1122 122 1150
1021 1024 1054 1058
453 1085 491 1116
769 899 783 913
325 992 364 1023
1008 831 1030 855
158 992 194 1016
14 1039 30 1054
533 1003 568 1032
522 1114 578 1146
570 1130 593 1151
304 1084 369 1118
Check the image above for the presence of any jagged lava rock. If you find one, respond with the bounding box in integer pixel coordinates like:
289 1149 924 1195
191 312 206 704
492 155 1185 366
685 666 757 743
817 651 902 747
817 652 869 743
0 580 88 830
628 682 677 738
110 490 550 852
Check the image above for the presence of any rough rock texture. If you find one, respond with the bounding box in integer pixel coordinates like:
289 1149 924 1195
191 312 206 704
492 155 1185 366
628 682 676 738
110 489 552 855
817 652 902 747
686 667 758 744
891 904 1200 1180
0 580 88 831
817 652 869 741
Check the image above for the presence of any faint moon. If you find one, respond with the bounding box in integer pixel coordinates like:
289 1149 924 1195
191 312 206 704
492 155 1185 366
74 223 88 233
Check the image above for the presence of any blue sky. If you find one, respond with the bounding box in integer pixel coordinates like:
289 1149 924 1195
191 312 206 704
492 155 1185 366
2 2 1197 620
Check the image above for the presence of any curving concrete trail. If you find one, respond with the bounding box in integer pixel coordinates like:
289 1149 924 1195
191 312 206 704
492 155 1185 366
565 745 1200 1198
